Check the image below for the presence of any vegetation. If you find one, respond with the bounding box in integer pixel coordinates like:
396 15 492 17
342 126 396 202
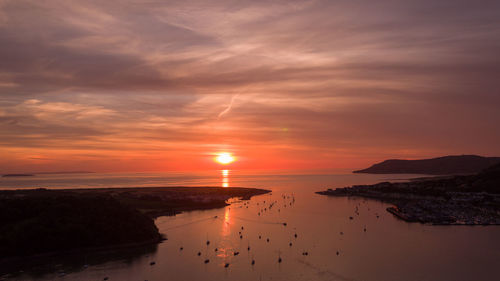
0 186 269 259
0 189 161 258
353 155 500 175
319 163 500 224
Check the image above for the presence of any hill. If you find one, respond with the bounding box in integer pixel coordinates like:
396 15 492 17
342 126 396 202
0 186 270 260
353 155 500 175
319 162 500 224
0 190 162 259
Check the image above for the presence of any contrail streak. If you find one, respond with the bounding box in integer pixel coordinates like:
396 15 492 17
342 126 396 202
218 93 239 119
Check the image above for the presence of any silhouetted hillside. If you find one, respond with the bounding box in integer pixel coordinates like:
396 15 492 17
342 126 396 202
319 162 500 224
0 186 270 260
0 189 161 258
354 155 500 175
469 162 500 193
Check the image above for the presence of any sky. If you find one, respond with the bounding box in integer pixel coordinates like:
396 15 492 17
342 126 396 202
1 0 500 173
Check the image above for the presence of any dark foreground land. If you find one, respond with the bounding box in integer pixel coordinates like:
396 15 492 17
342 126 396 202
318 164 500 225
0 186 269 260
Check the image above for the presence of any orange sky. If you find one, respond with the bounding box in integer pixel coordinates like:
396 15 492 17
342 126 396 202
1 0 500 173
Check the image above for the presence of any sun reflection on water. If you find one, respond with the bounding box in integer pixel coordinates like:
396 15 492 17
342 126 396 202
217 207 232 259
221 169 229 187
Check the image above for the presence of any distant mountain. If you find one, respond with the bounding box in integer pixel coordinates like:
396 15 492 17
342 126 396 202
1 174 34 177
34 171 94 175
470 162 500 192
1 171 94 177
353 155 500 175
319 159 500 224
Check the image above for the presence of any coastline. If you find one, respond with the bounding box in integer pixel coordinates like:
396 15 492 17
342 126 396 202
0 235 161 276
73 186 271 218
0 186 271 264
317 175 500 225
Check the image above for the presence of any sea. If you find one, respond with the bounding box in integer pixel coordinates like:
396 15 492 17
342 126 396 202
1 170 499 281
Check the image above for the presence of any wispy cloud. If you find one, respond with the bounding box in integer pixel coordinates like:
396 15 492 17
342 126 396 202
218 94 240 119
1 0 500 172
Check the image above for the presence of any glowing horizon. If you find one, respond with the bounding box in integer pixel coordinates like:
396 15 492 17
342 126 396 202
1 1 500 173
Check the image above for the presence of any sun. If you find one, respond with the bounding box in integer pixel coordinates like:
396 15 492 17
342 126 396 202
215 152 235 165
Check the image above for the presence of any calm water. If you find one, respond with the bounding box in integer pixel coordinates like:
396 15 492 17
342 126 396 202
2 170 500 281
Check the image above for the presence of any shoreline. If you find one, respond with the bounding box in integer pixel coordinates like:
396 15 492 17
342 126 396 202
0 186 271 266
76 186 271 218
317 173 500 225
0 235 163 275
317 189 500 225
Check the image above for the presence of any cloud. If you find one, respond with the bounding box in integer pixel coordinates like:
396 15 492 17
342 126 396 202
1 0 500 172
217 94 239 119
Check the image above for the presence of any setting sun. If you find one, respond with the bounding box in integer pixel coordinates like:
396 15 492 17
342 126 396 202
215 153 235 165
